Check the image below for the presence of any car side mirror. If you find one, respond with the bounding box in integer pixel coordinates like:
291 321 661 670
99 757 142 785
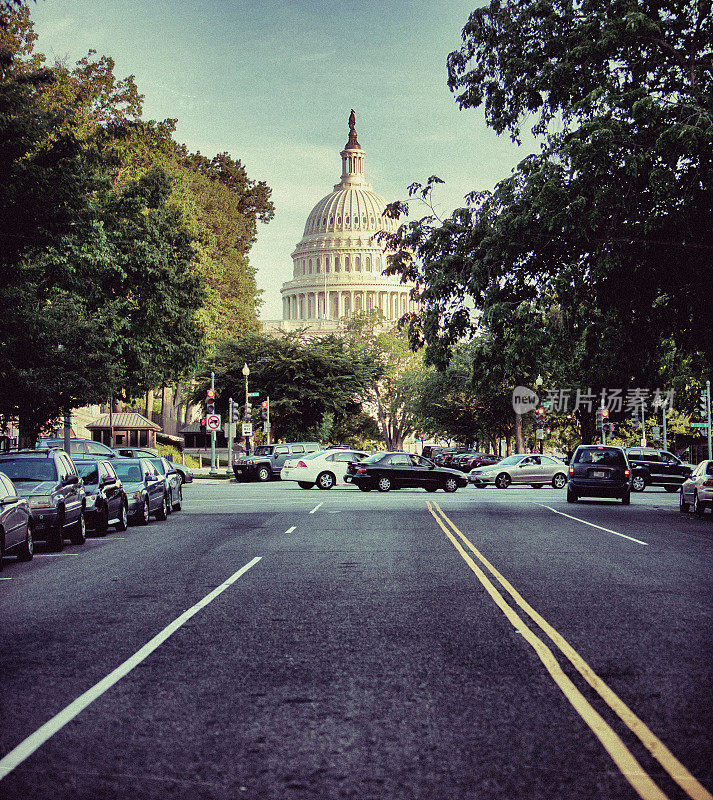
1 495 19 505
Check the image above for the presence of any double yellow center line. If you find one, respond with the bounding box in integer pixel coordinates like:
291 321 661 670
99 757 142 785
427 501 711 800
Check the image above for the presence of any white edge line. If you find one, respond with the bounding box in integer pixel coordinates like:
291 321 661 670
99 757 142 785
33 553 81 557
309 503 323 514
0 555 262 781
538 505 648 545
0 577 12 580
285 526 296 534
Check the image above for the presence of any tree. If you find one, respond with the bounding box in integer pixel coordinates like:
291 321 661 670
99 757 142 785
383 0 712 444
194 331 383 444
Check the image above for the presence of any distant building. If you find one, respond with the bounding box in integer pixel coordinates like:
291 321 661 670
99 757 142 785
263 111 417 334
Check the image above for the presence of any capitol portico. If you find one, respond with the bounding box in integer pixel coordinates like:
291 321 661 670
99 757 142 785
264 112 417 334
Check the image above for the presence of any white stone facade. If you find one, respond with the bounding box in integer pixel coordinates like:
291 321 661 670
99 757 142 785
271 113 416 332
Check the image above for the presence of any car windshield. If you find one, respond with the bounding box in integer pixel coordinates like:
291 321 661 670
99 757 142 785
361 453 387 464
253 446 274 456
575 447 626 466
76 463 99 485
300 451 324 460
494 455 523 466
0 458 58 482
149 458 166 474
113 461 143 482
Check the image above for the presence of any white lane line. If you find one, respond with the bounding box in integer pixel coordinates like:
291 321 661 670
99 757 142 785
34 553 81 557
0 556 262 781
309 503 323 514
285 526 296 534
0 577 12 581
538 505 649 546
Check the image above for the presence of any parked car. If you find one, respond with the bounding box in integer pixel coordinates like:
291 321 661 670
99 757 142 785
469 454 568 489
37 438 119 459
566 445 632 504
0 472 33 568
679 460 713 516
456 452 501 472
114 448 193 485
0 449 86 550
624 447 694 492
234 442 322 482
345 452 468 493
281 449 369 489
74 459 128 534
111 458 169 524
147 457 183 511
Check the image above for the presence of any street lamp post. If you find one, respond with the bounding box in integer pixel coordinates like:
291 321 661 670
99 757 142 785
535 375 544 453
242 363 250 454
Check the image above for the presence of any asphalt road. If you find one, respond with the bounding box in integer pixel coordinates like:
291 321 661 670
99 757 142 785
0 481 711 800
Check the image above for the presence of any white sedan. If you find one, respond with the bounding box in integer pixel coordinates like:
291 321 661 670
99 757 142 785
281 449 369 489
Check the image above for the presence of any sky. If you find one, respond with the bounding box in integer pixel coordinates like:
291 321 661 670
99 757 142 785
29 0 537 320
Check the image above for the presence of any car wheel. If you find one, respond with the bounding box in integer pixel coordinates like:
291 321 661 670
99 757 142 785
621 491 631 505
172 487 182 511
495 473 511 489
69 511 86 545
137 498 150 526
631 474 647 492
297 481 314 489
443 478 459 493
566 486 578 503
552 473 567 489
17 520 33 562
48 510 65 552
377 476 392 492
316 471 336 490
680 491 690 514
155 494 169 521
95 504 109 537
693 492 705 517
257 466 271 482
116 502 129 531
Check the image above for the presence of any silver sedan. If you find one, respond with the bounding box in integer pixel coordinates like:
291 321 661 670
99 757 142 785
469 454 568 489
680 460 713 516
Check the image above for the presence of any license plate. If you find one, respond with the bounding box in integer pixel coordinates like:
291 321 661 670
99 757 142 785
592 470 606 478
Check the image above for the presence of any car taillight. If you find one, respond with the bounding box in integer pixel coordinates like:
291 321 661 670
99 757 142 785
624 469 630 477
568 465 574 475
356 467 367 474
297 461 307 468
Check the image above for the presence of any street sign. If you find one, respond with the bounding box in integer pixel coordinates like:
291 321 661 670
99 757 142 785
206 414 221 431
691 422 708 428
652 426 661 439
535 429 545 440
264 422 271 432
247 391 259 398
242 422 253 436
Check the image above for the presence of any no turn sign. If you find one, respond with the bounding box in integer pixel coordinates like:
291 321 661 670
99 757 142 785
206 414 221 431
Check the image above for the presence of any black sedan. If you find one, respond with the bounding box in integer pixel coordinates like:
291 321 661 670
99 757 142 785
0 472 33 568
74 459 129 535
345 452 468 493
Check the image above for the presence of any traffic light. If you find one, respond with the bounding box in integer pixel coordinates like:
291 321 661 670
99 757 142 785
631 407 639 425
206 388 216 415
261 400 268 420
700 390 708 418
595 408 604 431
245 402 252 418
545 426 552 439
200 418 206 434
607 422 615 435
230 401 241 422
601 408 609 420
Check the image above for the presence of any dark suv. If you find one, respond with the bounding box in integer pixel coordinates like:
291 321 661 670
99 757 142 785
624 448 694 493
567 445 632 504
234 443 322 481
0 450 86 550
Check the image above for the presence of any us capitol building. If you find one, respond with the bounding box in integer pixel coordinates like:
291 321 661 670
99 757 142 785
263 112 418 334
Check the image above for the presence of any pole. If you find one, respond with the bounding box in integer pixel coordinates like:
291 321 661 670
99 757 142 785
227 396 234 475
601 399 607 446
662 400 667 452
63 407 71 455
210 371 217 475
706 381 713 461
641 396 646 447
266 396 271 445
108 395 114 449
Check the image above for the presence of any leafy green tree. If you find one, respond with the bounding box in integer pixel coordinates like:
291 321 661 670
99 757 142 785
194 331 383 443
384 0 712 444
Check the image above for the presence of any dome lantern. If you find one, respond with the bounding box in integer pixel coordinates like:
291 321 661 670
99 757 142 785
338 109 367 189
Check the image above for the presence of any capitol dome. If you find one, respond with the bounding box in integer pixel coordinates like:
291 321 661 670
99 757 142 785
278 112 417 327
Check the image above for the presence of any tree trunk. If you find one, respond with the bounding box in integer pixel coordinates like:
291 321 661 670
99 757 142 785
145 389 154 419
513 412 525 453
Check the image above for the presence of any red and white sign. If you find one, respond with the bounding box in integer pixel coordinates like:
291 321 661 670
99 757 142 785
206 414 221 431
